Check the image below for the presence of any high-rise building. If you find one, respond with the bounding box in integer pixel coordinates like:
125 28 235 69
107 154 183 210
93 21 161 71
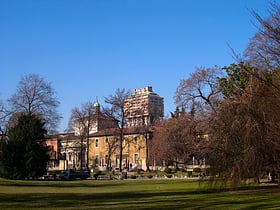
124 86 164 127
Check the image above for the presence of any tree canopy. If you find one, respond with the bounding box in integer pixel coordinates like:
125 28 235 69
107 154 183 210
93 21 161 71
8 74 61 133
244 2 280 71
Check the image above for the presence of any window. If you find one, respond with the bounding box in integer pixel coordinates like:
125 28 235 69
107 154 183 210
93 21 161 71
105 137 109 144
134 136 138 144
95 139 99 147
134 153 139 163
77 153 80 162
105 155 109 166
61 153 66 160
95 155 99 166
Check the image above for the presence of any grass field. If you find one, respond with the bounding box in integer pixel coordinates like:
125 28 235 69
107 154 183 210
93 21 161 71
0 178 280 209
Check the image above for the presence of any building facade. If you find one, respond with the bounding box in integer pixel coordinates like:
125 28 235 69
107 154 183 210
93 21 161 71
46 128 148 171
124 86 164 127
46 86 163 172
88 128 147 171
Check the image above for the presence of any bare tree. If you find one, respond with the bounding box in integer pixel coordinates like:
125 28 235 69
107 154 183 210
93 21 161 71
0 99 9 141
149 119 169 168
150 107 209 170
8 74 60 133
103 132 118 171
69 101 95 170
134 117 154 171
104 88 131 172
244 2 280 71
174 67 223 171
212 3 280 184
175 66 223 114
0 98 8 122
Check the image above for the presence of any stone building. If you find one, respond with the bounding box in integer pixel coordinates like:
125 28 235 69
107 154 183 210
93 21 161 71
46 86 164 172
46 128 148 171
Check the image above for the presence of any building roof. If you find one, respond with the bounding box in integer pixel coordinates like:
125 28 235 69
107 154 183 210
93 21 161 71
128 86 163 98
46 126 152 140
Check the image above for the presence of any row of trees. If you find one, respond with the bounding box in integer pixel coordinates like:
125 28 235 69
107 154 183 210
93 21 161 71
150 2 280 183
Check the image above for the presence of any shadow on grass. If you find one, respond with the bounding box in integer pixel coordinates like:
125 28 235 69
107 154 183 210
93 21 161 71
0 179 198 189
0 179 126 189
1 189 280 209
1 179 280 209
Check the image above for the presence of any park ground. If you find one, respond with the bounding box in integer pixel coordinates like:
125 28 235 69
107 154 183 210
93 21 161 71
0 178 280 209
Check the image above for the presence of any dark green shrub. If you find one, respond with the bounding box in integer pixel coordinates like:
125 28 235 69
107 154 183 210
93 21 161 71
147 174 153 179
137 169 144 174
93 173 99 180
205 167 211 176
50 170 61 179
166 174 172 178
164 168 172 174
93 170 102 180
130 175 137 179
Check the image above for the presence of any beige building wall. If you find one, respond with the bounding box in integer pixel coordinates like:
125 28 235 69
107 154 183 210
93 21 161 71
88 133 147 171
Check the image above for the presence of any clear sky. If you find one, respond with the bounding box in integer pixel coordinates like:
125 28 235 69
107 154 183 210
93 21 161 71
0 0 270 132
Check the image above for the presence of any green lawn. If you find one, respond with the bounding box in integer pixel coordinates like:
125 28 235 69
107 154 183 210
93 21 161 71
0 178 279 209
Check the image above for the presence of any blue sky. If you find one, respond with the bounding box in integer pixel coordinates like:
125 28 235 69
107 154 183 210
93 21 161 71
0 0 270 132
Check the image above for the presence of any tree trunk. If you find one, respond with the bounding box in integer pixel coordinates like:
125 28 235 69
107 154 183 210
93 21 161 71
86 135 89 171
119 140 123 172
80 138 83 170
146 134 150 172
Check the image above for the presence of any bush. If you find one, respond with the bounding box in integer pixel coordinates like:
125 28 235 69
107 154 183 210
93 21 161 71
93 173 99 180
164 168 172 174
92 170 102 180
50 170 61 179
205 167 211 176
147 174 153 179
166 174 172 178
193 168 202 173
50 170 60 176
130 175 137 179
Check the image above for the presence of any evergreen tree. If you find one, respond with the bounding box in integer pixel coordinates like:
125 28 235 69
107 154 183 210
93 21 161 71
0 114 49 179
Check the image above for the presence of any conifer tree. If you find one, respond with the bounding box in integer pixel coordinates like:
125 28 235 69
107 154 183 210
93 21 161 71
0 114 49 179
